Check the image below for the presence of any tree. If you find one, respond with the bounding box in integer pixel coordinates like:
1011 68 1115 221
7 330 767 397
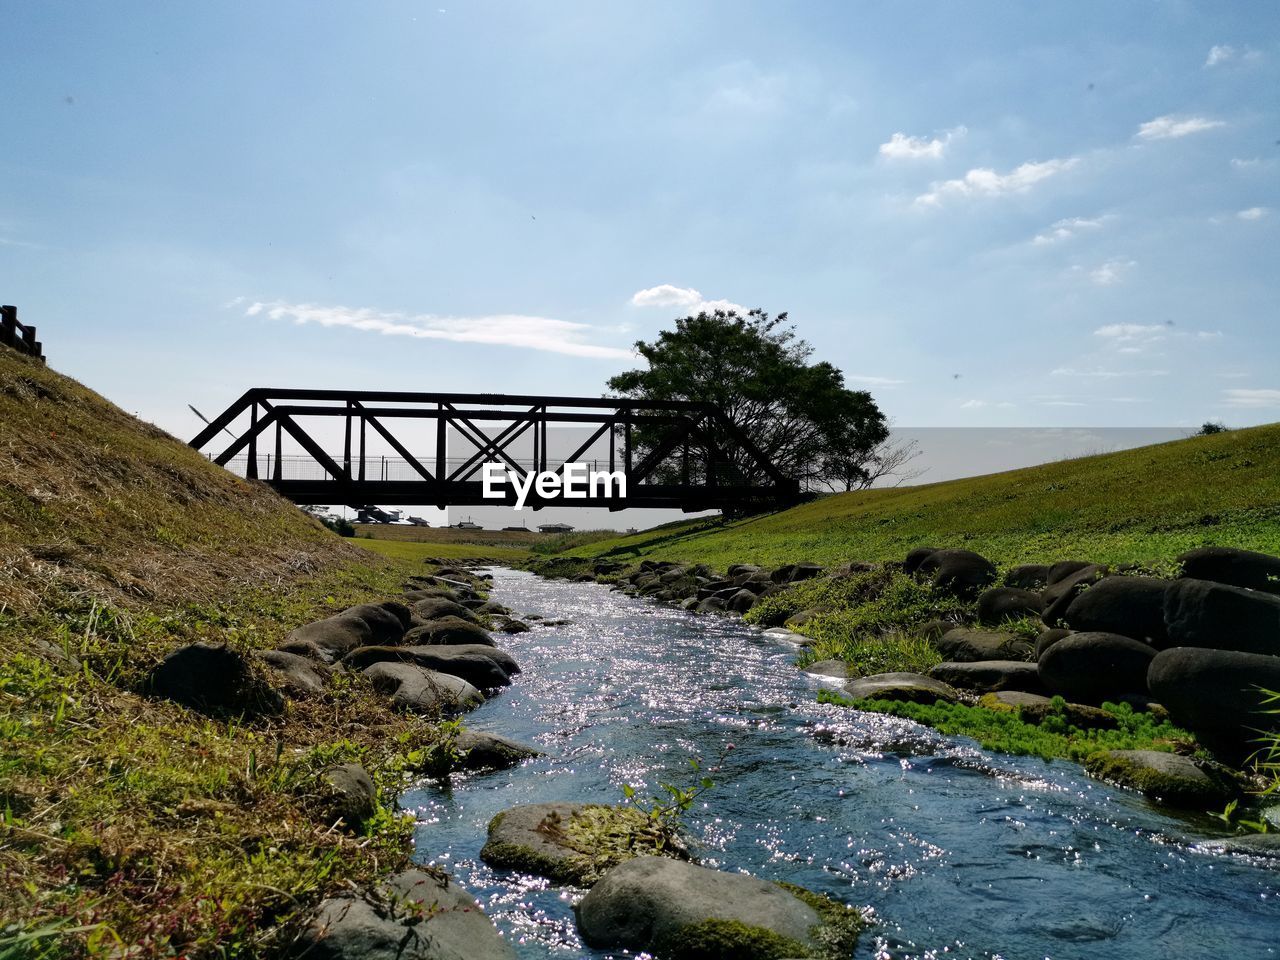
607 309 888 493
824 433 926 492
1198 421 1228 436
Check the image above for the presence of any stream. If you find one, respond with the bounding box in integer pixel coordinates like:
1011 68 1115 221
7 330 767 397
401 567 1280 959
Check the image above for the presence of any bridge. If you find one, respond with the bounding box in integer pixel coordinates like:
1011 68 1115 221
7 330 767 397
189 388 801 513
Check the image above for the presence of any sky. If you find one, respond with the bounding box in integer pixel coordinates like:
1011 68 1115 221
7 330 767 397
3 2 1278 503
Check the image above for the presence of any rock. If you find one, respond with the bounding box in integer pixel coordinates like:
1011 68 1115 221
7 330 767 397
575 857 859 959
1006 564 1051 590
1033 628 1073 660
1041 564 1108 626
844 672 960 704
977 587 1044 625
499 619 530 633
147 643 283 716
480 803 673 887
1062 576 1169 644
804 659 852 680
1147 647 1280 751
727 589 758 613
916 549 998 598
363 662 484 714
259 649 330 696
1047 560 1100 585
727 563 761 577
342 645 510 689
1163 579 1280 655
929 660 1046 694
934 628 1033 663
761 627 818 647
1084 750 1242 809
411 597 477 624
784 608 825 630
341 644 519 677
903 546 942 575
453 730 541 771
918 619 956 641
403 616 495 647
695 597 727 614
287 602 411 660
978 691 1119 730
770 562 824 584
1178 546 1280 596
297 868 515 960
1037 632 1156 703
317 763 376 830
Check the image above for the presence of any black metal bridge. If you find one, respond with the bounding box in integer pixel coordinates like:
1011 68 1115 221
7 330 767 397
189 389 800 512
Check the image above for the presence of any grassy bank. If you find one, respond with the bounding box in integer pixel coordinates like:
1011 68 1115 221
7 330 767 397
0 348 458 957
551 423 1280 570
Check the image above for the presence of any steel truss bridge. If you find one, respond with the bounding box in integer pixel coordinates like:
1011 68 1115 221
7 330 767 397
189 389 800 513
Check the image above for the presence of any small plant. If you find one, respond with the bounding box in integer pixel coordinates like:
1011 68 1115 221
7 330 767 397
620 743 734 828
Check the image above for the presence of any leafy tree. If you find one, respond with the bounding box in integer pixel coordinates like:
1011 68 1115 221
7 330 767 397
1198 420 1228 436
607 309 888 492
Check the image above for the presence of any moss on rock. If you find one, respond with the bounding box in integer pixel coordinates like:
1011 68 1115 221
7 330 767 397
1084 749 1242 808
658 918 810 960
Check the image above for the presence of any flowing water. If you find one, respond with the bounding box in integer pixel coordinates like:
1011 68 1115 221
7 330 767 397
402 568 1280 959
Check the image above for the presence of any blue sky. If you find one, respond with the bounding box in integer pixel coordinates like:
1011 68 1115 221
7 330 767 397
3 1 1278 440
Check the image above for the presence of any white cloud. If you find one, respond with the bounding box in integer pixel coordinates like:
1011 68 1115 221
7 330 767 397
1231 157 1262 169
1238 206 1269 220
1052 367 1169 379
1032 215 1109 245
1205 44 1235 67
1094 323 1164 339
960 399 1015 409
1223 388 1280 408
1089 259 1137 286
1136 115 1226 140
879 126 966 161
629 285 746 315
244 300 635 360
915 157 1078 206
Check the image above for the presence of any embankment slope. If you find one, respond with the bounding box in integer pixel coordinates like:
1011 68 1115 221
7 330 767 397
560 424 1280 570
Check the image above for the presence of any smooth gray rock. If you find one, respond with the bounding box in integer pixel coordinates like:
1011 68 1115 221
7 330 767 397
403 617 495 647
363 661 484 713
453 730 541 771
1034 628 1073 660
916 549 997 598
147 643 283 716
318 763 376 830
844 672 960 704
1063 577 1169 644
929 660 1046 694
411 597 477 624
1147 647 1280 750
341 645 511 688
298 868 515 960
804 659 853 680
934 628 1032 663
575 857 822 955
977 587 1044 625
1178 546 1280 596
259 649 330 696
1085 749 1242 808
1006 564 1052 591
1163 579 1280 655
727 588 759 613
1038 632 1156 703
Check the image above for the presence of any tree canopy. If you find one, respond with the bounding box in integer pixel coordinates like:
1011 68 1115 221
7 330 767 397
607 309 888 492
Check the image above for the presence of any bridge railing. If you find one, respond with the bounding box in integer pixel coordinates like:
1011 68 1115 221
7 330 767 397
1 306 45 362
191 388 800 511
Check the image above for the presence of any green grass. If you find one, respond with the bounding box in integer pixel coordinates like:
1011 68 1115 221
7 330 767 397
819 692 1198 763
0 347 468 958
354 537 531 563
550 423 1280 570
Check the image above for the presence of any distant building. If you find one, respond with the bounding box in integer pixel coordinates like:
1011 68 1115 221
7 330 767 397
502 524 530 532
537 522 574 534
405 516 431 527
453 519 482 530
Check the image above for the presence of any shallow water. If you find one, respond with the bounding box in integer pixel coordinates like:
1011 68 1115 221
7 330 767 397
401 568 1280 959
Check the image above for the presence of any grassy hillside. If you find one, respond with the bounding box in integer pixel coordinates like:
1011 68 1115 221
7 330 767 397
556 423 1280 570
0 347 455 958
0 347 367 615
